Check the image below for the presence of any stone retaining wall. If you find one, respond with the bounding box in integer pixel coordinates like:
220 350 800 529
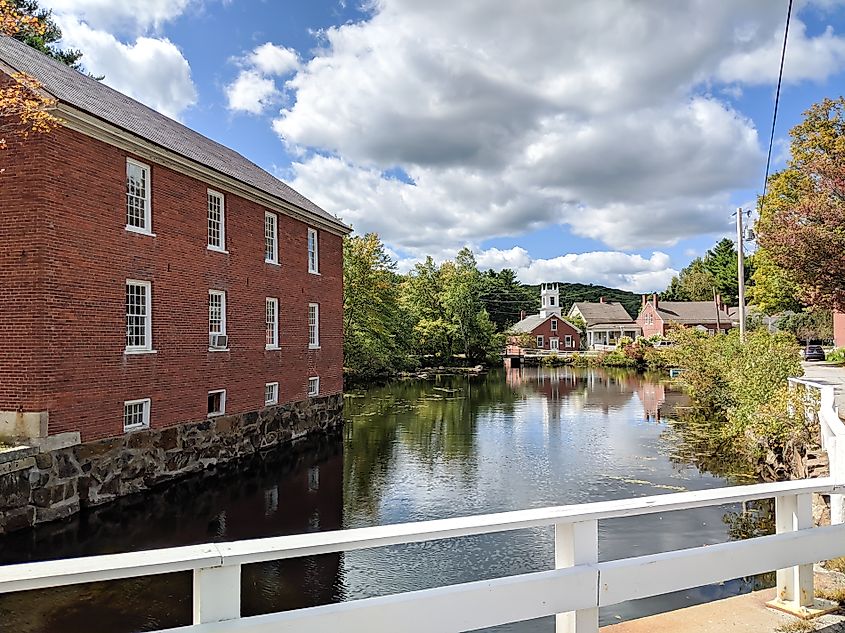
0 394 344 535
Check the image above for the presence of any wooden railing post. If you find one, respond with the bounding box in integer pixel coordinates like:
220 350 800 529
772 494 814 611
555 520 598 633
193 564 241 624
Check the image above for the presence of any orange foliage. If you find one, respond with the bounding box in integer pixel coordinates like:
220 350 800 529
0 0 58 151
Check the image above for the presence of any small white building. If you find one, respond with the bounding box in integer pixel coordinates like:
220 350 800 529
568 298 640 350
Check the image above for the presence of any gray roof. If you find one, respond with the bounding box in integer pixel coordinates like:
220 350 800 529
0 36 349 232
510 313 576 333
510 314 549 333
653 301 733 324
570 301 635 326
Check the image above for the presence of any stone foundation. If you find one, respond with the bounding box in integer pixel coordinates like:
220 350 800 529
0 394 344 535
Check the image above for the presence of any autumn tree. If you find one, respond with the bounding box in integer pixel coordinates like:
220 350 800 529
7 0 82 68
756 97 845 311
0 0 60 152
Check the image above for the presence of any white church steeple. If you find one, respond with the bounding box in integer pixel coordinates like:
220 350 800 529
539 282 561 318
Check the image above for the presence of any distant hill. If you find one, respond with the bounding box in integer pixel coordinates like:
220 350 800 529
524 282 641 318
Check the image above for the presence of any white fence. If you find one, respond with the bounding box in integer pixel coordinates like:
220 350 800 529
2 479 845 633
1 379 843 632
789 377 845 524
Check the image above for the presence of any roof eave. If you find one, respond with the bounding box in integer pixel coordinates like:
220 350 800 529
54 102 353 236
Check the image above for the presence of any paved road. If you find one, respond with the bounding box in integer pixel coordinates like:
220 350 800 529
802 362 845 416
602 588 845 632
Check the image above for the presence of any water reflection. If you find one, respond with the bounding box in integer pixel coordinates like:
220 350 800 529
0 367 762 633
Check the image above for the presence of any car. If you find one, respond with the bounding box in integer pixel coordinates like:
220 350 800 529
803 345 826 362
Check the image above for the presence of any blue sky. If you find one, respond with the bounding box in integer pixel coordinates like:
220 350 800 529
47 1 845 291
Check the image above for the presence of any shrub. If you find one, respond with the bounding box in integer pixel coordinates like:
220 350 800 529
827 348 845 364
667 327 806 448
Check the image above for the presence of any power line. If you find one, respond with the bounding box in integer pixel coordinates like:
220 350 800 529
760 0 794 209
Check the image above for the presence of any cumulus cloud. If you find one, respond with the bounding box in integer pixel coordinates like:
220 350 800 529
225 70 279 115
474 247 677 293
225 43 300 115
49 0 192 32
56 17 197 119
272 0 845 259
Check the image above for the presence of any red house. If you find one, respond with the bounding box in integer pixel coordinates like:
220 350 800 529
0 39 350 446
637 294 734 338
507 283 581 355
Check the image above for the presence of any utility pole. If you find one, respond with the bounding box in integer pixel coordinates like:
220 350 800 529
736 207 747 343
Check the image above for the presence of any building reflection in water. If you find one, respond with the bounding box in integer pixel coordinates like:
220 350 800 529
0 436 345 633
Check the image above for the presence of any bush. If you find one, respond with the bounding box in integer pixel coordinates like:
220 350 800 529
827 348 845 364
666 327 806 448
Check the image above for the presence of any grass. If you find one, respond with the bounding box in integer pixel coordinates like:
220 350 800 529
825 557 845 574
817 586 845 604
774 620 816 633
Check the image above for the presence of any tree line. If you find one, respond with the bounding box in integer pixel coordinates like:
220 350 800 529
343 235 539 378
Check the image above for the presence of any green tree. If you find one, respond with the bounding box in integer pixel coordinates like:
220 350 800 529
8 0 83 68
479 268 537 330
343 234 410 378
777 309 833 345
748 246 802 314
756 97 845 311
662 258 716 301
402 257 453 360
440 248 488 360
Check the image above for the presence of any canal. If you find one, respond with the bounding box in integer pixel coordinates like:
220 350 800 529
0 366 763 632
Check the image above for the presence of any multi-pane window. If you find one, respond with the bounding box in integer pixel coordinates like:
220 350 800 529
644 313 654 325
551 319 558 332
308 377 320 397
125 280 152 352
266 298 279 349
123 398 151 431
308 228 319 274
208 390 226 417
126 159 151 233
265 212 278 264
565 335 573 348
265 382 279 406
207 189 226 251
536 335 544 348
209 290 227 349
308 303 320 348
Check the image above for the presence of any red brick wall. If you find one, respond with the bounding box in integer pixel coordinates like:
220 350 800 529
0 121 344 441
531 316 580 350
0 125 48 413
637 303 664 338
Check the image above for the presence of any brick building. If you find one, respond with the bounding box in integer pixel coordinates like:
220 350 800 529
636 294 734 338
0 36 351 444
507 283 581 355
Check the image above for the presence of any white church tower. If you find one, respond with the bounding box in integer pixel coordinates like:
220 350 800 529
539 282 561 318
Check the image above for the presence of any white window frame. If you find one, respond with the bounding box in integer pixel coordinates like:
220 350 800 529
550 337 559 351
209 290 228 350
125 158 153 236
551 319 558 332
266 297 279 349
308 227 319 274
308 303 320 349
125 279 153 354
536 335 544 348
207 189 227 253
265 382 279 406
308 377 320 397
207 389 226 418
123 398 151 431
565 335 573 348
265 211 278 265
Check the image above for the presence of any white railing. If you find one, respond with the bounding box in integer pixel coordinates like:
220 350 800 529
789 377 845 524
1 478 844 633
